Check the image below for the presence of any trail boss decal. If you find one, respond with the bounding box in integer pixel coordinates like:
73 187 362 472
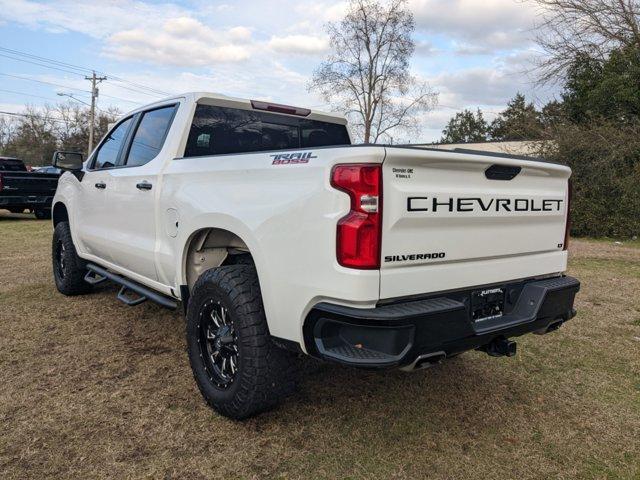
271 152 317 165
407 196 564 213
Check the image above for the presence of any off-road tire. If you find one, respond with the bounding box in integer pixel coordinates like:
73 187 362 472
186 265 297 420
52 221 92 295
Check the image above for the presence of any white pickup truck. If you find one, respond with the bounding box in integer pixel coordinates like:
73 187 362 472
50 92 580 419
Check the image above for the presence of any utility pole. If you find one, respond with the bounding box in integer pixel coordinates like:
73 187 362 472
85 71 106 154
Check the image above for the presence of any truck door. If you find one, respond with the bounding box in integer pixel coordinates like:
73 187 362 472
75 116 134 263
106 104 178 283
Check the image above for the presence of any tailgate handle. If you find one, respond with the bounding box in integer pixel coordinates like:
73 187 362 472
485 164 521 180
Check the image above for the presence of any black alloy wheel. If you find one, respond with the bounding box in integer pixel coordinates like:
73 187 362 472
198 300 239 388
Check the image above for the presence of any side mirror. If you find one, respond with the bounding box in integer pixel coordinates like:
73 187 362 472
52 151 83 171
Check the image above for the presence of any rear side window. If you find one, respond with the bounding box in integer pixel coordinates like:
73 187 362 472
125 105 177 167
184 105 350 157
0 160 27 171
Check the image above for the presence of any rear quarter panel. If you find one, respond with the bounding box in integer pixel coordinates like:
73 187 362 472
159 146 385 345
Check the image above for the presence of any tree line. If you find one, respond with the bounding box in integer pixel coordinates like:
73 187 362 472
440 93 547 144
441 42 640 145
0 103 120 166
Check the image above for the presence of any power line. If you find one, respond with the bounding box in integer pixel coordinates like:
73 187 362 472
0 46 91 74
102 80 167 98
0 46 173 98
0 72 144 106
0 52 86 77
0 72 142 105
0 51 161 99
97 92 143 105
104 77 171 97
0 72 91 94
0 110 74 124
0 88 62 102
0 88 109 116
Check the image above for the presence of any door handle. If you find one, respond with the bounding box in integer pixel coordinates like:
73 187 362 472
95 182 106 189
136 182 152 191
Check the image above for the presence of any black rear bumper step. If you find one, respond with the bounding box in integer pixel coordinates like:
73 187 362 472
86 263 178 310
304 275 580 368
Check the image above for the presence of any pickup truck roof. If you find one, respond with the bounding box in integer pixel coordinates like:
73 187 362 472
126 92 348 126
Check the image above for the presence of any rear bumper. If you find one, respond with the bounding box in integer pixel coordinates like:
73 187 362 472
304 275 580 369
0 195 53 209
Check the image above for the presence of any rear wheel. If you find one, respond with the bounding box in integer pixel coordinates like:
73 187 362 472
186 265 297 420
52 221 92 295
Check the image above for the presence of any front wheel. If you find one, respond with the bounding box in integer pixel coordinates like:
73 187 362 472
186 265 297 420
52 221 92 296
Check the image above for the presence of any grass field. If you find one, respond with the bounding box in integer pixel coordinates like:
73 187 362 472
1 211 639 480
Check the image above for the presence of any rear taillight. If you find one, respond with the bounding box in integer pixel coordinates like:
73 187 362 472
331 164 382 269
563 179 572 250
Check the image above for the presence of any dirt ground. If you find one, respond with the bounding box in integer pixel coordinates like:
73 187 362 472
1 211 638 479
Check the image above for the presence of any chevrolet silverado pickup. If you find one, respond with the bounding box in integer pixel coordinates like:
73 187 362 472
0 157 60 218
50 92 580 419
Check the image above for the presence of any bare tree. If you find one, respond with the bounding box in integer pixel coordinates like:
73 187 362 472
533 0 640 83
309 0 437 143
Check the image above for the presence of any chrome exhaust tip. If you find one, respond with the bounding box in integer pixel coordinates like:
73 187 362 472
400 351 446 371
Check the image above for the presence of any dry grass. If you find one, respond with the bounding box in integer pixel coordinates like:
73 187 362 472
1 211 639 480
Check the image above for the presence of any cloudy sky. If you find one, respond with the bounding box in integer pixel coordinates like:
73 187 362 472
0 0 558 141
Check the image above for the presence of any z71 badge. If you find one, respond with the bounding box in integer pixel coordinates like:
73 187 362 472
271 152 317 165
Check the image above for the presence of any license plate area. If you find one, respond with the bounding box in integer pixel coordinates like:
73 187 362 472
471 288 505 322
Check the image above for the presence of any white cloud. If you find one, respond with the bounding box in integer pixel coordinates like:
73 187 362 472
0 0 187 38
268 35 329 55
410 0 537 52
0 1 253 66
105 17 251 66
294 1 347 22
228 26 253 42
430 67 521 107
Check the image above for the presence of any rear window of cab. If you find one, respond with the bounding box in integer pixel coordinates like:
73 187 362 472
184 105 350 157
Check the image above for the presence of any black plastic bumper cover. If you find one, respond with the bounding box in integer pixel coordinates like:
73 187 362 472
304 275 580 368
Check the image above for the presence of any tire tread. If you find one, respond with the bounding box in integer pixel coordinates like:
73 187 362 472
186 265 297 419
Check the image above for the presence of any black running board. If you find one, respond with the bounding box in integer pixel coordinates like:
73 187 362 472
85 263 178 310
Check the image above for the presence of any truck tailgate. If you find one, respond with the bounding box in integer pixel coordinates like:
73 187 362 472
0 172 59 196
380 147 570 299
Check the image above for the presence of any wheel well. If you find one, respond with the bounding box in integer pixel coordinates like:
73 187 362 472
52 202 69 226
184 228 253 291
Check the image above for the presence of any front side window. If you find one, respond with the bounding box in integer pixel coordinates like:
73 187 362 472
184 105 350 157
125 105 176 167
92 117 133 169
